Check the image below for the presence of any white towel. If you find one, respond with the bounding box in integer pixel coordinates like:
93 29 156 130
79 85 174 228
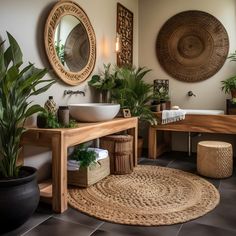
67 160 80 171
162 109 186 124
87 148 108 161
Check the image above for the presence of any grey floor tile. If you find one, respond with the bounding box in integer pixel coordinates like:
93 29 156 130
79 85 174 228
98 222 181 236
91 229 127 236
167 160 196 172
220 174 236 190
218 188 236 206
53 207 104 229
24 217 94 236
178 222 236 236
192 202 236 232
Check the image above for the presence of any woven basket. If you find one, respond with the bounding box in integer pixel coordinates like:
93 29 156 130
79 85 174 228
68 157 110 187
100 135 133 174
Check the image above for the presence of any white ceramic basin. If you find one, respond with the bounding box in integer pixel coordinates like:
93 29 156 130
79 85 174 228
183 109 224 115
68 103 120 122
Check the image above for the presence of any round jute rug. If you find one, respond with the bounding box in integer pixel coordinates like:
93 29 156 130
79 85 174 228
68 165 220 226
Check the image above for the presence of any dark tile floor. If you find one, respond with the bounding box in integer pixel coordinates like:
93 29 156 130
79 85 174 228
3 151 236 236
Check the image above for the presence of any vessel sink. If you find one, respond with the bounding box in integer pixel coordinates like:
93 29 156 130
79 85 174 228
68 103 120 122
183 109 224 115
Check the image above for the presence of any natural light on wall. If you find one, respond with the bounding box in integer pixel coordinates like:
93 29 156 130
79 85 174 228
115 33 121 53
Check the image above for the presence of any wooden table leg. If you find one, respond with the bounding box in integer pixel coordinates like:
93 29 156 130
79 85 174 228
51 133 67 213
127 124 138 167
148 126 157 159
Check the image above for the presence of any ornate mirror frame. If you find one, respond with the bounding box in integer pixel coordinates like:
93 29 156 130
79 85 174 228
44 0 96 86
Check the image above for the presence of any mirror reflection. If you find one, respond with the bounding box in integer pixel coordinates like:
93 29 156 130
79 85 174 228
55 15 90 72
45 0 96 85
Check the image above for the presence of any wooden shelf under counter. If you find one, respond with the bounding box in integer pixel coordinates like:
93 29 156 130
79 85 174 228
21 117 138 213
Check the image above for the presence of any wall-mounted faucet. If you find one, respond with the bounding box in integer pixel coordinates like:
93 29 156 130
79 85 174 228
187 91 196 97
64 90 85 96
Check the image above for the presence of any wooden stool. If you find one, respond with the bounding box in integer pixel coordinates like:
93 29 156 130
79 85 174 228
100 135 133 174
197 141 233 178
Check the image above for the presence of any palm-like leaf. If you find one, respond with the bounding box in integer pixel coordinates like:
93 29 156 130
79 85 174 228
0 32 55 178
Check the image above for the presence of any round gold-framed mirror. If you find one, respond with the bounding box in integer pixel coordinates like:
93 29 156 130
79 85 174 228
44 0 96 85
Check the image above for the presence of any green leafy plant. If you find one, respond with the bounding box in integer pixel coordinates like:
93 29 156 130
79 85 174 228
0 32 55 178
69 144 96 168
54 40 65 65
221 51 236 98
37 111 77 128
111 67 158 125
221 75 236 94
88 63 118 102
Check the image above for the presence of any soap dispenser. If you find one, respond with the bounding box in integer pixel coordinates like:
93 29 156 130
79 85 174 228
44 96 57 115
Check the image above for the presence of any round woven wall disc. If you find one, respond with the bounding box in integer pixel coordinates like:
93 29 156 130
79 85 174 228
156 10 229 82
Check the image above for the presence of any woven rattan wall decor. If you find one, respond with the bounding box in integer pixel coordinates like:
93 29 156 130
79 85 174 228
117 3 133 67
156 11 229 82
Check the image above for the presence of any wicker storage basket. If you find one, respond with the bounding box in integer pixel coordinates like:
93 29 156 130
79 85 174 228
100 135 133 174
68 157 110 187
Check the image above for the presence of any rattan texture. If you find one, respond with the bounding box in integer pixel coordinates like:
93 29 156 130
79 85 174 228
197 141 233 178
68 165 220 226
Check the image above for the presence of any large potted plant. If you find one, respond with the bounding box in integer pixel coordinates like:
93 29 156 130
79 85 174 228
0 32 54 233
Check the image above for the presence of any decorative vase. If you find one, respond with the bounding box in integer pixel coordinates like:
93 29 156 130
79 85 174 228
0 166 40 233
44 96 57 114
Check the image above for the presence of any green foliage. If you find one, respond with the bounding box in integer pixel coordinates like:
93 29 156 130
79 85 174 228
88 64 157 124
221 75 236 94
88 64 117 91
111 67 157 125
0 32 55 178
221 51 236 95
38 111 77 128
154 87 170 103
54 40 65 65
69 144 96 168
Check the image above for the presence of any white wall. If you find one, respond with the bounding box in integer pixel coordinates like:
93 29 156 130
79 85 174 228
139 0 236 151
0 0 138 108
0 0 138 179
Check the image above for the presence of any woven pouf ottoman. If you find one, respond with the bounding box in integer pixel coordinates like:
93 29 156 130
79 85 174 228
197 141 233 178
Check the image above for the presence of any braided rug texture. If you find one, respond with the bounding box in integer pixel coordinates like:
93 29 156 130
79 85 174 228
68 165 220 226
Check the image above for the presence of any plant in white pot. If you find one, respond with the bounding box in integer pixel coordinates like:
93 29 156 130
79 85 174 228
0 32 55 233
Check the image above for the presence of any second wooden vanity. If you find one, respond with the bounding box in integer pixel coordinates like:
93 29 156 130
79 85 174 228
148 113 236 159
21 117 138 213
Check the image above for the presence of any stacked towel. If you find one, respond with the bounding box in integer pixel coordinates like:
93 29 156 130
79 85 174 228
67 160 80 171
162 109 186 124
87 148 109 161
67 148 109 171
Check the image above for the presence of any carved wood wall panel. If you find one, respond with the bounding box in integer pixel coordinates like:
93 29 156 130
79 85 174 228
116 3 133 67
156 11 229 82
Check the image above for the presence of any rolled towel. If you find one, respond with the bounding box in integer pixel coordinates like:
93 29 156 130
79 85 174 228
87 147 108 161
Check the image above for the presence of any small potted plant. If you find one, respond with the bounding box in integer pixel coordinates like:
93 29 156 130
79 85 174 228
88 63 117 102
221 51 236 99
0 32 54 233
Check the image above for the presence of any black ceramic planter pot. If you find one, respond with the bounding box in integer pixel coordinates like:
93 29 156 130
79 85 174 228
0 166 40 233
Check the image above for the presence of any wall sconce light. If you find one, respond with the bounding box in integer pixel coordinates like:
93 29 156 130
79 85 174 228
115 33 121 53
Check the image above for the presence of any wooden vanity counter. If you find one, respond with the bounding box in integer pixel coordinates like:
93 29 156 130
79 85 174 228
148 113 236 159
21 117 138 213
